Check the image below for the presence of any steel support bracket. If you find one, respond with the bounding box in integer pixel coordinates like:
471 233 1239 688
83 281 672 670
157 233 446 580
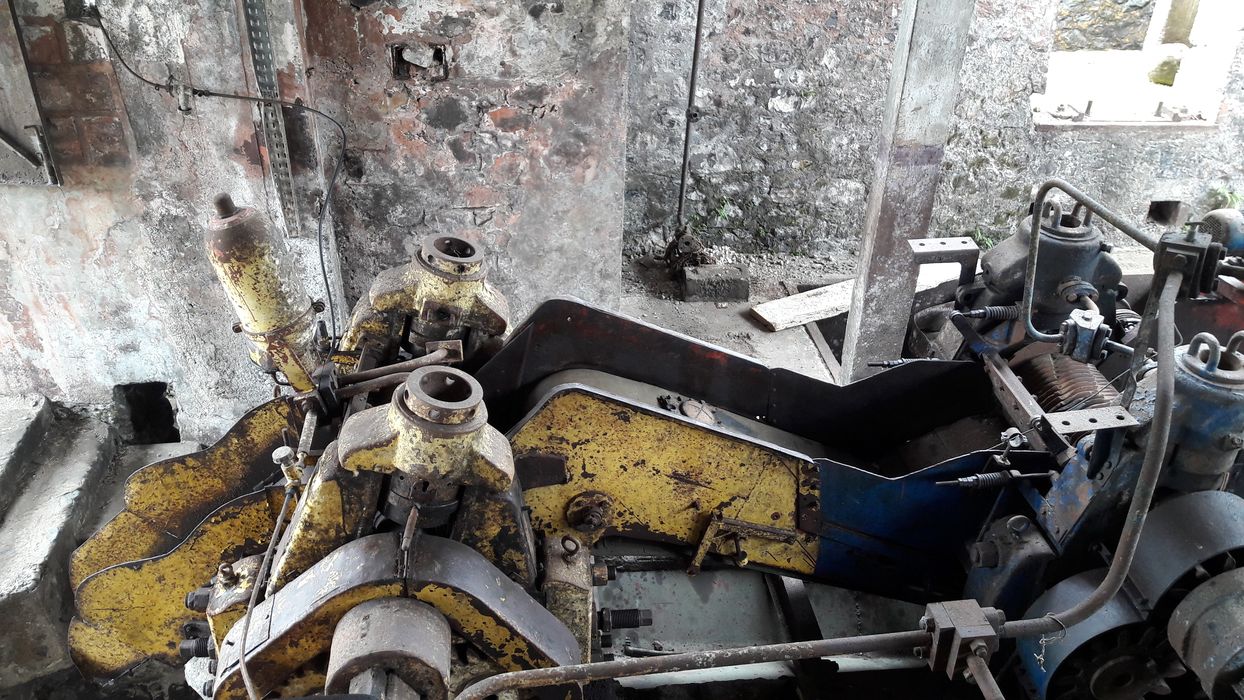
921 600 1003 680
909 237 980 287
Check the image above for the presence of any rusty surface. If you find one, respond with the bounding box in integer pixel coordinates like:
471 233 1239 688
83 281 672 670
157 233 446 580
325 598 452 698
211 532 578 698
70 398 299 590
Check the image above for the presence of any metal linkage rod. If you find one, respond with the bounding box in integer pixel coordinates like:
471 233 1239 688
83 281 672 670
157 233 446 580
454 630 931 700
965 653 1005 700
1003 270 1183 638
336 348 449 386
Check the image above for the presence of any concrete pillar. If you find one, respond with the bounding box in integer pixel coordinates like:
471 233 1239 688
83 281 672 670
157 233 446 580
839 0 976 382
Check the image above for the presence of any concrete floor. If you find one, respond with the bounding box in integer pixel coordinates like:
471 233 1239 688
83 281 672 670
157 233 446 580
619 257 835 384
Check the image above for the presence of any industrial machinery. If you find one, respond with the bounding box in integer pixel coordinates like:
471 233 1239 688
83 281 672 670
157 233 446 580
68 180 1244 700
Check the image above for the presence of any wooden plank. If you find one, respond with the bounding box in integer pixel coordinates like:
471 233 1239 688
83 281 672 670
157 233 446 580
752 279 854 332
781 281 842 385
753 262 964 332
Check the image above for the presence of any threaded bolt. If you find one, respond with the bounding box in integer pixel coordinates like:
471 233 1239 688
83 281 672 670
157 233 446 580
599 608 653 632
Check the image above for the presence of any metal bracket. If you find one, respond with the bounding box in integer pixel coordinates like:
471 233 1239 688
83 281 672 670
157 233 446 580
1044 407 1138 435
921 600 1002 680
240 0 300 235
909 237 980 287
688 509 798 574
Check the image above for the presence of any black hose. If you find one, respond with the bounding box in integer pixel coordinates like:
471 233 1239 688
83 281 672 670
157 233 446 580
1002 269 1183 638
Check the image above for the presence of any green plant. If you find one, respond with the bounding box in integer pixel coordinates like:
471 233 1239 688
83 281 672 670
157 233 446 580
1208 185 1243 210
968 226 1000 250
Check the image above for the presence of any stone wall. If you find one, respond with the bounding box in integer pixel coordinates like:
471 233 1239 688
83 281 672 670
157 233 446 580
624 0 1244 256
1055 0 1155 51
300 0 628 316
625 0 901 257
932 0 1244 247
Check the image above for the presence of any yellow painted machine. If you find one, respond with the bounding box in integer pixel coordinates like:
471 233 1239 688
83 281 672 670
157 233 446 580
68 186 1244 700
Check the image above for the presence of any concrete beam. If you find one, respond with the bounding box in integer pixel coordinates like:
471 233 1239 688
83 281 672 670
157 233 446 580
840 0 976 382
0 413 115 687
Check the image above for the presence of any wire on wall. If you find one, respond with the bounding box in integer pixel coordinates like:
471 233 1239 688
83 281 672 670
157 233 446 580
93 17 345 345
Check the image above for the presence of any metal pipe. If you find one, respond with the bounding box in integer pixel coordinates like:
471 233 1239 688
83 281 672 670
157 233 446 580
454 630 930 700
1003 270 1183 639
965 654 1005 700
674 0 708 230
336 348 449 385
1021 179 1160 345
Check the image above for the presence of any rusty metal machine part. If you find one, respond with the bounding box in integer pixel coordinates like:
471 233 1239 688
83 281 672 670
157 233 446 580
1014 352 1120 413
1168 568 1244 699
65 180 1244 700
209 533 579 699
205 193 321 390
325 598 452 699
338 365 514 525
339 234 509 358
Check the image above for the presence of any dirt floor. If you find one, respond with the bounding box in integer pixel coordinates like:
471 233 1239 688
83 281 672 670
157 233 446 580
619 251 853 384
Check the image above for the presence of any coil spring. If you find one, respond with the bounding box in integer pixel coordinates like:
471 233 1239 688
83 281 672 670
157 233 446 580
1016 352 1120 413
963 305 1022 321
969 471 1012 488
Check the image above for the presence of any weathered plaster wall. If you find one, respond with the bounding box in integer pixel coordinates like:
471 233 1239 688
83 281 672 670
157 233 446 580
624 0 1244 256
301 0 628 318
0 0 300 442
0 0 628 442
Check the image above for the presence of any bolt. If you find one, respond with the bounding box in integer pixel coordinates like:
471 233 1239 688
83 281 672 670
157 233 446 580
591 561 616 586
599 608 653 632
271 445 296 467
207 659 218 675
182 620 210 639
1006 515 1031 535
185 587 212 613
178 637 215 660
919 615 933 633
560 534 580 563
202 680 214 697
217 562 237 585
970 640 990 659
1222 434 1244 451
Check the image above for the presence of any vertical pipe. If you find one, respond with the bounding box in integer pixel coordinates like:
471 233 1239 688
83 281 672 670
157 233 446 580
675 0 708 231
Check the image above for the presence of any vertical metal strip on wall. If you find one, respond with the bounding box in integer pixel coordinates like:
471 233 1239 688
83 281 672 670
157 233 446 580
241 0 301 235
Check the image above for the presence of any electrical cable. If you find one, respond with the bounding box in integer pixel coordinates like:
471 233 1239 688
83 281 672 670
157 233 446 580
94 18 344 346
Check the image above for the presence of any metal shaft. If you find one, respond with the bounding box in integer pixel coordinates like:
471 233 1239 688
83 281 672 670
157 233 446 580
965 653 1005 700
454 630 930 700
675 0 708 230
